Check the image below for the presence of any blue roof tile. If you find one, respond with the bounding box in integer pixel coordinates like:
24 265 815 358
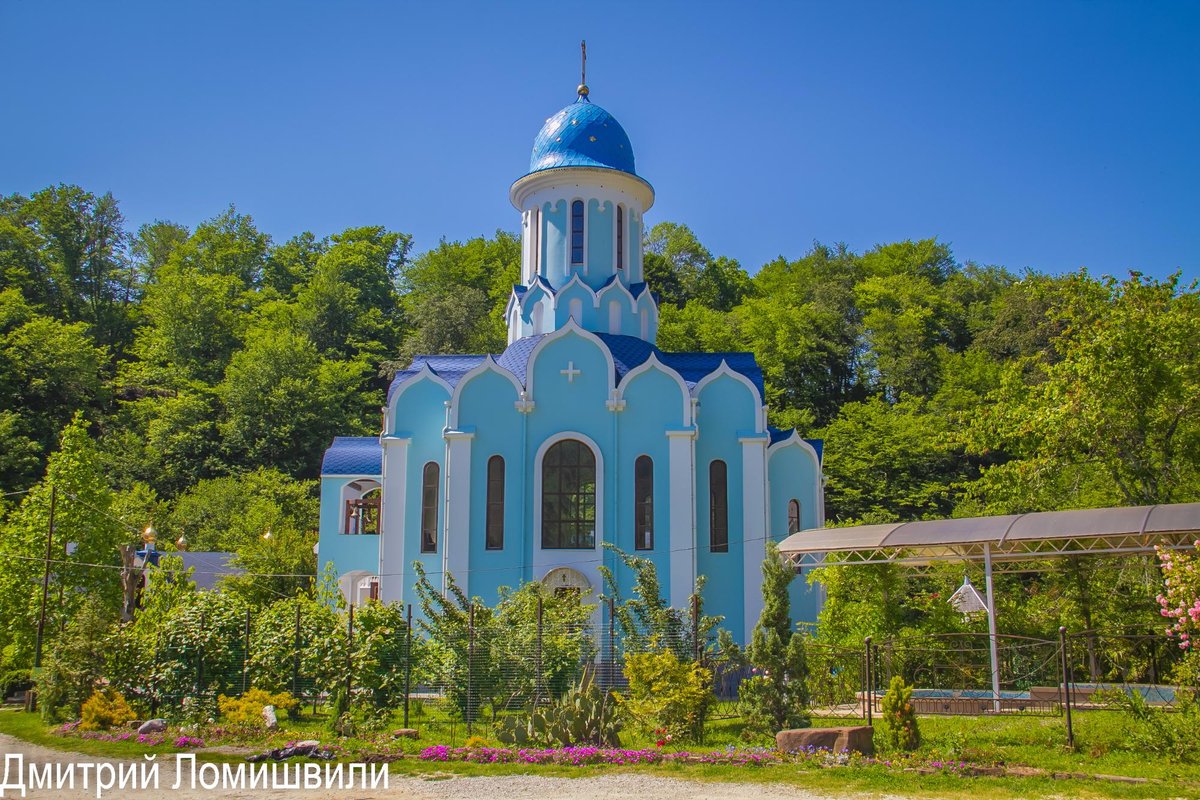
321 437 382 476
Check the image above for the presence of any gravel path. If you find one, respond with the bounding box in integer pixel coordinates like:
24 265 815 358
0 734 842 800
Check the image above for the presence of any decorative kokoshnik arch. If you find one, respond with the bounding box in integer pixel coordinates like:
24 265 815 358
777 502 1200 712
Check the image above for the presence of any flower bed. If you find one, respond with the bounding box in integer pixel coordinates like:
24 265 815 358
419 744 783 767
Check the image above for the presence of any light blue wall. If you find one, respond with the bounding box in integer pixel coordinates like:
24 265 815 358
527 332 615 589
457 368 525 600
542 200 567 285
612 366 688 591
768 443 823 626
317 476 380 578
585 199 612 291
391 379 450 591
694 376 758 641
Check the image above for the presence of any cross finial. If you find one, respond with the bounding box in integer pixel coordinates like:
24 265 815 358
577 39 589 101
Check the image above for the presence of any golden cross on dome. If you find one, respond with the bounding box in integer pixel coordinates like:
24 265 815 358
578 39 589 100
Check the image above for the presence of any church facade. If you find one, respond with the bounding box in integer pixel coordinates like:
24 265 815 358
316 84 825 642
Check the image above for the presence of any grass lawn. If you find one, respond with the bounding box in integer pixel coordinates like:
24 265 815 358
2 706 1198 799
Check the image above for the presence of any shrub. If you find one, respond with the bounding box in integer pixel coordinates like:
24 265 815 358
79 689 137 732
217 688 298 727
619 649 713 742
37 600 114 722
1100 688 1199 762
877 676 920 752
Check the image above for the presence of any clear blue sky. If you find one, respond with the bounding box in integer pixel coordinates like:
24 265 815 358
3 1 1197 281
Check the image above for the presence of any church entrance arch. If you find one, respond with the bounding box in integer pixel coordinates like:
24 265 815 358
541 566 592 599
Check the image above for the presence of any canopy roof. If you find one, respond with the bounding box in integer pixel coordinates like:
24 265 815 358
778 503 1200 569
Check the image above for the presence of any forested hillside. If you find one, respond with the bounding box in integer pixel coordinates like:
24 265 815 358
1 184 1198 661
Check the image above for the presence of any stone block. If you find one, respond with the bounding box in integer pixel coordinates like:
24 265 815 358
776 725 874 756
137 718 167 735
392 728 419 738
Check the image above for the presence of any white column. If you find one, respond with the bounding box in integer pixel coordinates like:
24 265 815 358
666 428 696 608
740 434 769 643
984 542 1001 712
378 436 410 603
444 431 474 596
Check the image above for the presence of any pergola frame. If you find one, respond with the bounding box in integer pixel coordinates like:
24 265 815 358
777 502 1200 712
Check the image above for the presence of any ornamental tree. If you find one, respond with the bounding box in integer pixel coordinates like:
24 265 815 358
1158 541 1200 654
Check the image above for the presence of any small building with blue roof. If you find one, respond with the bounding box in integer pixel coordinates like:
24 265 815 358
318 81 824 641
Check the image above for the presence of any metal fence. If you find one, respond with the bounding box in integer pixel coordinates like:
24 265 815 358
130 603 1191 744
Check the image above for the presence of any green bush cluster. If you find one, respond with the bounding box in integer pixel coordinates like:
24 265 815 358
619 649 712 742
217 688 298 728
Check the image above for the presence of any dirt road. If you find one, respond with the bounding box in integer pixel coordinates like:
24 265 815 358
0 734 839 800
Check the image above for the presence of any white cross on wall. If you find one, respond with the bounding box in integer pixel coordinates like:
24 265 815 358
561 361 581 383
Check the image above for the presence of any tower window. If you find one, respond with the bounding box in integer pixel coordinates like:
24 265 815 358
710 460 728 553
635 455 653 550
542 438 596 549
570 200 585 265
788 499 801 534
486 455 505 550
617 205 624 271
530 206 541 278
420 461 439 553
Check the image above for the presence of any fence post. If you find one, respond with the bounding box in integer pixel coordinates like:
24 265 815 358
346 604 354 709
242 608 251 695
292 601 301 703
864 636 873 725
404 604 413 728
467 602 476 733
607 597 617 689
197 611 206 698
1059 626 1074 748
691 593 701 663
535 594 544 703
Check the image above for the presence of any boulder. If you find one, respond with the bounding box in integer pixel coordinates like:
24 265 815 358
392 728 419 739
137 719 167 735
776 726 875 756
262 705 278 730
294 739 320 749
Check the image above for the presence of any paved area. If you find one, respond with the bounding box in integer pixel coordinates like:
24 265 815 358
0 734 839 800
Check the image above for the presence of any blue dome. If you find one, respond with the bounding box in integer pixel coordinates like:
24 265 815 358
528 100 637 176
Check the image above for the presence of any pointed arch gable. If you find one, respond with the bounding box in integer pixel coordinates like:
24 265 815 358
595 276 639 311
616 352 692 426
552 273 597 310
449 355 524 428
692 359 766 432
524 319 617 401
768 430 826 528
385 363 453 434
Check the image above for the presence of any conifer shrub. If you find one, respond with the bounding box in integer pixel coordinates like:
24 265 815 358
877 676 920 752
79 688 137 731
217 688 298 727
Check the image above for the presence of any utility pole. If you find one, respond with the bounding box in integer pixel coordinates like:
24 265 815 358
30 485 57 712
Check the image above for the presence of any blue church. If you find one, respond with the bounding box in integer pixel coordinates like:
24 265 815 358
317 81 825 643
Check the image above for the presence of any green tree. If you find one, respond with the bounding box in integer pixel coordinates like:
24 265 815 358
739 542 810 735
218 330 373 476
964 271 1200 512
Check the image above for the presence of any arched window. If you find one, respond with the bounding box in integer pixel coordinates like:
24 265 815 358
616 205 624 271
530 206 541 278
343 482 381 535
787 499 801 534
709 460 728 553
569 297 583 324
486 455 505 550
542 439 596 549
570 200 585 265
420 462 439 553
608 299 621 334
635 455 653 550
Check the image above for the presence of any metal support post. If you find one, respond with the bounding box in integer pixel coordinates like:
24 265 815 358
30 485 57 712
983 542 1001 713
864 636 873 724
1059 626 1074 748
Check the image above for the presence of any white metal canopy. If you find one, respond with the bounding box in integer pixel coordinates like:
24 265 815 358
778 502 1200 713
777 502 1200 569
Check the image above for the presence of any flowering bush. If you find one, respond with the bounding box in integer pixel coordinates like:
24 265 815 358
1157 541 1200 651
173 735 205 748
